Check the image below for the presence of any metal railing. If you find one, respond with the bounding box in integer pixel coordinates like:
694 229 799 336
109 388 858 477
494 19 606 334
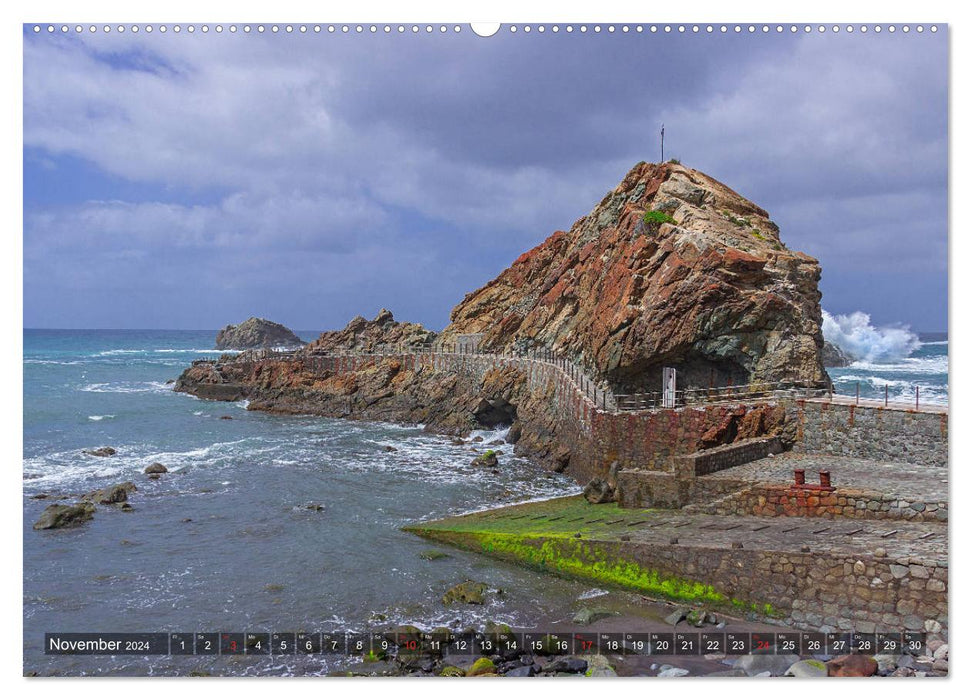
195 343 944 414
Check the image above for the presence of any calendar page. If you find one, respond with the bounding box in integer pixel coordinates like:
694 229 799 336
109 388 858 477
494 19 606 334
22 17 949 682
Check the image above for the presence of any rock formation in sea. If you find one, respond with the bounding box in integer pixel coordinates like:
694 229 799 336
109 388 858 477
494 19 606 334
821 340 853 368
440 161 828 392
177 161 829 473
215 317 305 350
304 309 437 354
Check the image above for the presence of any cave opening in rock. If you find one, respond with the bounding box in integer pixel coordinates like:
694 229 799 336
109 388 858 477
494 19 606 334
611 354 750 395
472 397 518 429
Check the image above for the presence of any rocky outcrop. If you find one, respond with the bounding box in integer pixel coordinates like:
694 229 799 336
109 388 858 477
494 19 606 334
441 161 828 393
215 317 305 350
303 309 436 354
822 340 853 368
175 162 827 482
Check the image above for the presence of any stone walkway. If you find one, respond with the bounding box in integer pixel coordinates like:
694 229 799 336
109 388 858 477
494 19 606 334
701 453 949 503
804 394 947 415
428 496 946 566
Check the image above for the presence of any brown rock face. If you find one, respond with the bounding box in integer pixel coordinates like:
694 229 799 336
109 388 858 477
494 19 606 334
303 309 437 355
827 654 878 677
442 162 828 393
215 317 305 350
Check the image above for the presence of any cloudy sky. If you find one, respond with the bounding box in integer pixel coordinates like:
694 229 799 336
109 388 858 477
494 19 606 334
23 26 948 332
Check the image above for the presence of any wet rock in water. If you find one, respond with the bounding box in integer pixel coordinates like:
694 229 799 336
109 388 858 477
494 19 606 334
83 447 117 457
442 581 488 605
303 503 325 512
30 493 50 500
144 463 168 475
572 607 613 625
487 439 504 446
785 659 828 677
505 422 522 444
470 451 498 468
826 653 878 677
219 415 233 420
449 438 465 446
582 478 615 504
471 436 484 443
81 481 137 505
120 503 134 511
466 657 496 676
735 653 801 677
148 474 161 480
382 445 398 452
33 502 96 530
165 379 175 385
419 549 450 561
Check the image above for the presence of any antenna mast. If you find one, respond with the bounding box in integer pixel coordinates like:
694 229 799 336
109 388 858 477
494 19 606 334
660 124 665 162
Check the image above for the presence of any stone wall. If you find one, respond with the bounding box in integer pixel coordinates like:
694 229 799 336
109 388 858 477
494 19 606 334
676 437 784 477
688 485 948 522
785 399 947 467
613 540 948 633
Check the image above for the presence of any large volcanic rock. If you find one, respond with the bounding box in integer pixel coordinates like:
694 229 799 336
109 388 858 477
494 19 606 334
303 309 437 354
441 162 828 392
215 318 305 350
822 341 853 368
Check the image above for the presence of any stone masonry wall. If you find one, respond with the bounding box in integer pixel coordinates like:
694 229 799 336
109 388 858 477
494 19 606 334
688 485 948 522
785 399 947 467
555 538 947 633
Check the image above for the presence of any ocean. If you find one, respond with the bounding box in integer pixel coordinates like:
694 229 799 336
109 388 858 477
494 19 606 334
827 333 948 406
22 328 948 675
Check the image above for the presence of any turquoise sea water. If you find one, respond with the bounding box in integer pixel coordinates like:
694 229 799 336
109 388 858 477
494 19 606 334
22 329 587 676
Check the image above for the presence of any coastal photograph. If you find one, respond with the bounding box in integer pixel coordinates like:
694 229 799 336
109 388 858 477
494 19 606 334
22 22 948 679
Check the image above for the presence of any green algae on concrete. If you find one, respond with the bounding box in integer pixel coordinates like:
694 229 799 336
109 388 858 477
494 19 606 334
403 495 774 614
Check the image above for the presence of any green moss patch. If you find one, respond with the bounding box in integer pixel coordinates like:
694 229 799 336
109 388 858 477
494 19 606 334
404 496 776 615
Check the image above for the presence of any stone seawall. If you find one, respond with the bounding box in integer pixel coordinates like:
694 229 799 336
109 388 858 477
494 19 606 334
405 496 948 634
786 400 947 467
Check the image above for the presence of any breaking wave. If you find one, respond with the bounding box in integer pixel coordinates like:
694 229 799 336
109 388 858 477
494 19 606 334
821 310 922 363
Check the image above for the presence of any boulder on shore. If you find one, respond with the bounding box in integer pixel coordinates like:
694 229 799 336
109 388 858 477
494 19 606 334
583 478 615 504
215 317 305 350
827 654 878 677
33 502 96 530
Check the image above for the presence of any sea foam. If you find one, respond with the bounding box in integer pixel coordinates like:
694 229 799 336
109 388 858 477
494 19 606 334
822 310 922 363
